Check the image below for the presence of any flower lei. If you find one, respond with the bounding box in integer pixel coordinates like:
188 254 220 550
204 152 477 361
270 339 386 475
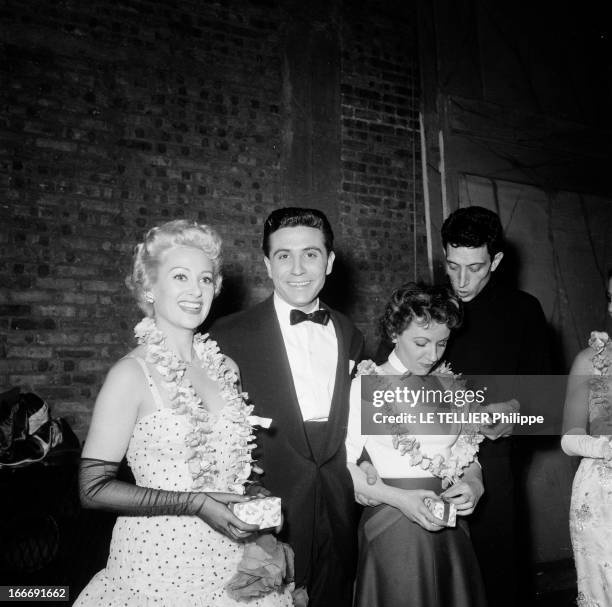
589 331 611 376
587 331 611 432
134 317 256 493
356 359 483 484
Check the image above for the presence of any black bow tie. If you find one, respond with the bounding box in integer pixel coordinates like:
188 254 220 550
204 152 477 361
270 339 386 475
289 308 330 326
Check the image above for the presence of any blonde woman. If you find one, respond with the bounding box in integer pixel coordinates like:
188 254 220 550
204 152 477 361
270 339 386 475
74 220 292 606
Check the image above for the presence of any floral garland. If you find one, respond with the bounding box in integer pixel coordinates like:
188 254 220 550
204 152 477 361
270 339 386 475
356 359 483 484
134 317 256 493
587 331 611 435
589 331 611 376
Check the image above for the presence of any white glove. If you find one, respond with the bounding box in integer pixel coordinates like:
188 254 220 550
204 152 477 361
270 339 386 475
561 431 612 460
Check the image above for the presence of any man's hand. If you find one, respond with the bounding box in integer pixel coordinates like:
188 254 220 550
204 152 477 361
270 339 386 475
355 493 381 507
440 478 484 516
480 399 519 440
355 460 381 507
244 483 271 498
360 460 378 485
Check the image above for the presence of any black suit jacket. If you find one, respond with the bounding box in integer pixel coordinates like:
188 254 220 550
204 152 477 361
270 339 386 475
211 296 364 587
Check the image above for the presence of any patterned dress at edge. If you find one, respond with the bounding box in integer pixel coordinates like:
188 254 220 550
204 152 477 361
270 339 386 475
74 320 293 607
569 332 612 607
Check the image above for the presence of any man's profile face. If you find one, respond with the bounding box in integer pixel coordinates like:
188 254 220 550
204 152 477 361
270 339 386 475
264 226 335 311
444 244 503 302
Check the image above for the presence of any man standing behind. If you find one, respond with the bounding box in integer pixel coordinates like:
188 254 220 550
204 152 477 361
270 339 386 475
212 208 365 607
441 206 551 607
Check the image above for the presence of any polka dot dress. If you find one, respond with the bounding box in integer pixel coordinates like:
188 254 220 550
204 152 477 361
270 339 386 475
74 405 293 606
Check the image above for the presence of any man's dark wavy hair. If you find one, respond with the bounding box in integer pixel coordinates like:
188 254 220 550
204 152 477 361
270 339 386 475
380 282 463 341
441 206 504 258
262 207 334 257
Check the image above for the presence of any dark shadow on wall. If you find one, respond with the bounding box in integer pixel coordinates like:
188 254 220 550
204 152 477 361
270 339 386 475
319 250 359 317
202 272 250 329
497 240 566 372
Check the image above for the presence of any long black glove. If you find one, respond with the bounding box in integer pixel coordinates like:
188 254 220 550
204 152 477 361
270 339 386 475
79 457 259 540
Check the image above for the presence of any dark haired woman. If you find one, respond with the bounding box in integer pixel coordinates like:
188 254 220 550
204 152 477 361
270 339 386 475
346 283 487 607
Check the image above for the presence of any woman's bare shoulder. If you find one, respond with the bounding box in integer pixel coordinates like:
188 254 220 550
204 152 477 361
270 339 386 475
570 348 595 375
103 346 148 388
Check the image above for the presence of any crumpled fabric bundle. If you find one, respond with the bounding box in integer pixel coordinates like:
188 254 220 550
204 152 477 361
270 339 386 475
225 534 295 602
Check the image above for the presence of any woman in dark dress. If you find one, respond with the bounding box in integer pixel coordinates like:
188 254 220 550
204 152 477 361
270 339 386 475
346 283 487 607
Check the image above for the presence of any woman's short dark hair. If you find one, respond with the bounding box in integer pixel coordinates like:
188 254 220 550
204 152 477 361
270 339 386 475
262 207 334 256
441 206 504 258
380 282 463 341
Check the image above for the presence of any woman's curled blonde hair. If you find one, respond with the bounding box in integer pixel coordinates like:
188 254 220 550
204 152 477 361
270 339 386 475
126 219 223 316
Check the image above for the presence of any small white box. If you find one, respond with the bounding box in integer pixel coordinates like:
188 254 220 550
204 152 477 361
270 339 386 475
231 497 282 529
424 497 457 527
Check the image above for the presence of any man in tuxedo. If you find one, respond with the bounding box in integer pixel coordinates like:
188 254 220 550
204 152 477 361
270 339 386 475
440 206 551 607
212 207 368 607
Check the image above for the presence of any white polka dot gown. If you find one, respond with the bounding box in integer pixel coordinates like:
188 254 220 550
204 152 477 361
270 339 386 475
74 409 293 606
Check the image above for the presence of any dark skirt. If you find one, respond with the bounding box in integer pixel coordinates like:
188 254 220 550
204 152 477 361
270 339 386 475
354 478 487 607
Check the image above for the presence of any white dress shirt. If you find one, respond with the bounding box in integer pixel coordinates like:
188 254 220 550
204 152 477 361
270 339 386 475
273 293 338 422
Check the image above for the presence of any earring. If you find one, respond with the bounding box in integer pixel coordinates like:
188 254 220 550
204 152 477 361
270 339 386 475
145 292 155 303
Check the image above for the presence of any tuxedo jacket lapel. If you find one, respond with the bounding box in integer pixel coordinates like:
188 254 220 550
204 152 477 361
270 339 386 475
258 297 312 460
255 298 351 465
319 307 350 465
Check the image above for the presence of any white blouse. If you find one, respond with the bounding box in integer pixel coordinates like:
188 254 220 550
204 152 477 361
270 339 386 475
345 353 460 479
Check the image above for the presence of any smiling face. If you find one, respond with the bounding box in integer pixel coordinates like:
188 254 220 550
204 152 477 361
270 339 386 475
150 245 216 334
395 319 451 375
444 244 503 302
264 226 335 311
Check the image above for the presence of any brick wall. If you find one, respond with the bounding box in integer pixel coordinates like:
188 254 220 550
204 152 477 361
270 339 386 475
338 1 425 345
0 0 423 439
